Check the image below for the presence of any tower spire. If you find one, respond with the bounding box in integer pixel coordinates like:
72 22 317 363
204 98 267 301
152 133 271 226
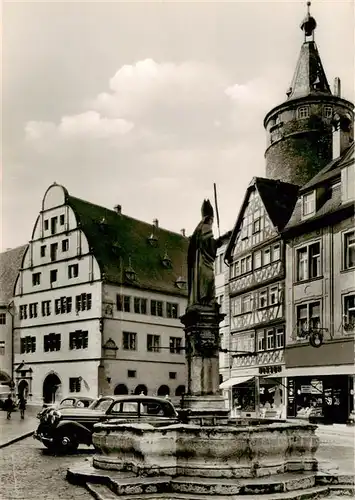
300 1 317 41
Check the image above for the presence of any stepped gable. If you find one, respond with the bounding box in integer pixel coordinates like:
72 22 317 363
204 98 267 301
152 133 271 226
0 245 28 305
67 195 188 295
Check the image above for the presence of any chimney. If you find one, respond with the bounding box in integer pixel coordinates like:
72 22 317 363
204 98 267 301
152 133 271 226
180 228 186 237
114 204 122 214
334 77 341 97
153 219 159 228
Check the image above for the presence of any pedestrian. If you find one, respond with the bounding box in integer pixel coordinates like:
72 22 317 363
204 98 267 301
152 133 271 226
18 396 27 419
3 394 14 420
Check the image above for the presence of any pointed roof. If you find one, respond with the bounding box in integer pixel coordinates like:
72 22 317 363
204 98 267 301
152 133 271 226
66 195 188 296
287 41 331 101
0 245 28 305
225 178 299 261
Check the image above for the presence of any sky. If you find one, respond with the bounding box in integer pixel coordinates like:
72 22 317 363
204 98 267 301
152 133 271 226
2 0 354 251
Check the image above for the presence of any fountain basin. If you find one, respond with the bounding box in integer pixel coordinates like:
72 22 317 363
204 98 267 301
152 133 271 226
92 421 319 479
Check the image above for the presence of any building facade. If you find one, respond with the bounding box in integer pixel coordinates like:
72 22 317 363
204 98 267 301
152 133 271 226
283 143 354 424
222 178 298 418
13 183 188 405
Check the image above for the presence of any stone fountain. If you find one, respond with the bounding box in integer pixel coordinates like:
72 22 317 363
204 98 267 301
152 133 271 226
67 200 354 499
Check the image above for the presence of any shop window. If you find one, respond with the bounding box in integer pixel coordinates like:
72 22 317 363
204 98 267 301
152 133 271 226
302 191 315 217
147 334 160 352
344 231 355 269
69 377 81 393
298 106 309 119
32 273 41 286
170 337 182 354
123 331 136 351
296 242 321 281
254 251 262 269
343 295 355 331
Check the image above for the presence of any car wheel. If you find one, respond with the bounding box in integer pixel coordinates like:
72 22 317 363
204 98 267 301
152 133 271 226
55 431 79 453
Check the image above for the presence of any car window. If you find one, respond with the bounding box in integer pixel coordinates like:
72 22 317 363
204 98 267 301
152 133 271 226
92 399 112 411
60 399 75 407
141 402 165 416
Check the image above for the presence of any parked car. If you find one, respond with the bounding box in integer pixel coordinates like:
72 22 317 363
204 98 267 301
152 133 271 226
34 395 179 453
37 396 95 419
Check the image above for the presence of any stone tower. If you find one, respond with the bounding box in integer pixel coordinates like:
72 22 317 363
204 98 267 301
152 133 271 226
264 2 354 186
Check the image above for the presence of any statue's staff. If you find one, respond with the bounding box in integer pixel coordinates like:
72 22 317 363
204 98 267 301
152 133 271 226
213 182 221 238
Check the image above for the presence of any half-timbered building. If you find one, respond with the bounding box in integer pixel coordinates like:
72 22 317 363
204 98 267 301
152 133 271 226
222 177 298 418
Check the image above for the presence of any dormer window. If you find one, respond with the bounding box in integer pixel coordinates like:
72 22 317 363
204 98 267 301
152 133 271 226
302 191 315 217
298 106 309 119
323 106 332 118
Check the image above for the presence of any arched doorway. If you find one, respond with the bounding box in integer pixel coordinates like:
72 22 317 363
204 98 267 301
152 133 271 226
18 380 29 400
134 384 148 395
175 385 185 397
157 385 170 397
43 373 61 404
114 384 129 395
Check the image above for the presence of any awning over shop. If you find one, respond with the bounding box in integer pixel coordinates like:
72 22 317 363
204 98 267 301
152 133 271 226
219 375 254 389
265 365 354 378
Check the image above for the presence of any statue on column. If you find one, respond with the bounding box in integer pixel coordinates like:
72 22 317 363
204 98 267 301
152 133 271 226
187 199 221 308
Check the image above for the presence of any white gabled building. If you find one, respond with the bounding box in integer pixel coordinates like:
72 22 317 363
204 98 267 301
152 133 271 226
13 183 188 405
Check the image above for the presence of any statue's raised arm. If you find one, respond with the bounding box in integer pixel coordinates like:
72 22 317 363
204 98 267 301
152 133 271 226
187 199 218 307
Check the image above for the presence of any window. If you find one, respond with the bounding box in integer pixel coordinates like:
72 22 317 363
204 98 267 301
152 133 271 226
302 192 315 217
344 295 355 330
147 334 160 352
254 251 262 269
32 273 41 286
272 244 281 262
62 239 69 252
127 370 136 378
75 293 92 312
252 218 261 234
50 242 58 262
50 269 58 284
269 286 278 305
344 231 355 269
69 378 81 393
240 255 252 274
298 106 309 119
29 303 38 318
68 264 79 279
0 342 4 355
296 301 321 335
0 313 6 325
60 214 65 225
296 242 321 281
41 301 51 317
19 305 27 320
69 330 88 349
276 328 284 348
44 219 49 230
44 333 61 352
218 294 224 313
40 245 46 257
323 106 332 118
169 372 177 380
151 300 163 317
241 295 252 313
51 216 58 235
167 302 179 318
123 331 136 350
20 336 36 353
231 297 241 316
233 261 240 277
258 290 268 308
263 248 271 266
266 330 275 350
55 297 72 314
257 331 265 351
170 337 182 354
116 294 131 312
134 297 147 314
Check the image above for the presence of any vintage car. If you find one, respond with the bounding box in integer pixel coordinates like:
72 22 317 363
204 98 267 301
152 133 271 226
37 396 95 420
34 395 179 453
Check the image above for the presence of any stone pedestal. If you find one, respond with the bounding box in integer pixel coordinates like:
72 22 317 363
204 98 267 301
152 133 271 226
180 304 228 424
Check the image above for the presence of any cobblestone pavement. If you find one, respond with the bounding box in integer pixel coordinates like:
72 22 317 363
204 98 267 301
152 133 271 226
316 426 354 474
0 437 92 500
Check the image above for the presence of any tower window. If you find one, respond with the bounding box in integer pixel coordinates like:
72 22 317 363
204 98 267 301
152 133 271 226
298 106 310 119
323 106 332 118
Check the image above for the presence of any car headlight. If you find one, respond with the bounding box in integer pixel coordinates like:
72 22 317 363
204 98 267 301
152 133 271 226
49 410 61 424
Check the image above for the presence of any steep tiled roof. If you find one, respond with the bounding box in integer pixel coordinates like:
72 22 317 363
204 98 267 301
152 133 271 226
287 41 331 101
67 196 188 296
0 245 28 305
225 178 299 261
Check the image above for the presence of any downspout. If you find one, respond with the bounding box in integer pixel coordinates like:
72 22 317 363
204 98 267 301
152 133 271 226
7 301 15 396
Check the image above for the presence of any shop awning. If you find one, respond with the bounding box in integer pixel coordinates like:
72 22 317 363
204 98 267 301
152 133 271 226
265 365 354 378
219 375 254 389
